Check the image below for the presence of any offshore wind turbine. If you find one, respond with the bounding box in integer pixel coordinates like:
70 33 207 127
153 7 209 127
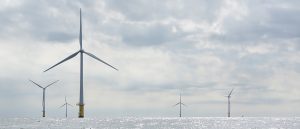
59 96 73 118
44 9 118 118
226 88 234 117
173 93 186 117
29 79 59 117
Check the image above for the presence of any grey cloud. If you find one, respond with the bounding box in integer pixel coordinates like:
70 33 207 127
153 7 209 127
212 1 300 43
46 31 76 42
191 100 225 105
1 0 300 117
0 0 99 43
105 80 220 95
0 78 31 98
235 97 285 105
120 24 181 46
105 0 223 22
94 19 194 47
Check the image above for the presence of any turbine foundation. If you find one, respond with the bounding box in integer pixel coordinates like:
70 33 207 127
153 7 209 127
79 104 84 118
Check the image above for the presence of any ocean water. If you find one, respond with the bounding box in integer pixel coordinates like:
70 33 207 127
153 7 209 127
0 117 299 129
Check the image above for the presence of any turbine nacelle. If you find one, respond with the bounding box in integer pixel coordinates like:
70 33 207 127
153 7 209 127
44 49 118 72
29 79 59 89
29 79 59 117
59 96 73 118
43 9 118 118
227 88 234 97
173 102 186 107
226 88 234 117
173 93 186 117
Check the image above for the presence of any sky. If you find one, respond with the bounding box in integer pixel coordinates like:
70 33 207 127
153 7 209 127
0 0 300 118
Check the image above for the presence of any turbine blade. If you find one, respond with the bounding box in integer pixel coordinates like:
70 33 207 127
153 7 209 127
67 103 73 107
44 51 80 72
79 8 82 50
59 103 66 108
83 51 118 71
29 80 43 89
173 102 180 107
229 88 234 96
181 103 187 106
45 80 59 88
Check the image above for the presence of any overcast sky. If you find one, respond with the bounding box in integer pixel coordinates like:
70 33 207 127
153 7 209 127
0 0 299 118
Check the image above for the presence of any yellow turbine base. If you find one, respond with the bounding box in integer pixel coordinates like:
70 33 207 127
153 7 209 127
79 104 84 118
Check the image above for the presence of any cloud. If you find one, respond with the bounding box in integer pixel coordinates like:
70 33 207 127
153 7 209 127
105 0 223 22
0 0 299 117
211 0 300 43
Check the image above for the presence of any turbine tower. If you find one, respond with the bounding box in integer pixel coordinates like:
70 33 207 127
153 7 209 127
173 93 186 117
44 9 118 118
226 88 234 117
29 79 59 117
59 96 73 118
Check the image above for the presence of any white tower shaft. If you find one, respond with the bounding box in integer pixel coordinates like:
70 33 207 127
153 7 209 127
78 8 84 118
42 89 45 117
179 95 182 117
43 9 117 118
228 97 230 117
227 89 234 117
29 80 58 118
79 51 84 117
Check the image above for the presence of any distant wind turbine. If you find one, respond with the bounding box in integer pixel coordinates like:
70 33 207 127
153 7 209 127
43 9 118 118
173 93 186 117
29 79 59 117
59 96 73 118
226 88 234 117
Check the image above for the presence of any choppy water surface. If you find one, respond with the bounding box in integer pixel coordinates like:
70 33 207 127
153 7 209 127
0 117 299 129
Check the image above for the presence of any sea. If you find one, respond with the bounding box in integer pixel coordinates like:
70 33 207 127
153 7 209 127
0 117 299 129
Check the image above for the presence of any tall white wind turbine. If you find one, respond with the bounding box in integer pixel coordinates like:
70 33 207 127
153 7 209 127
173 93 186 117
44 9 118 118
226 88 234 117
59 96 73 118
29 79 59 117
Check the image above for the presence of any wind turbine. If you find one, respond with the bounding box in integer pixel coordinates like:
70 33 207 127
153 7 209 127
226 88 234 117
173 93 186 117
43 9 118 118
59 96 73 118
29 79 59 117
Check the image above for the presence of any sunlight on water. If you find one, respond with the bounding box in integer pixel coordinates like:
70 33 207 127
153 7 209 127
0 117 299 129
